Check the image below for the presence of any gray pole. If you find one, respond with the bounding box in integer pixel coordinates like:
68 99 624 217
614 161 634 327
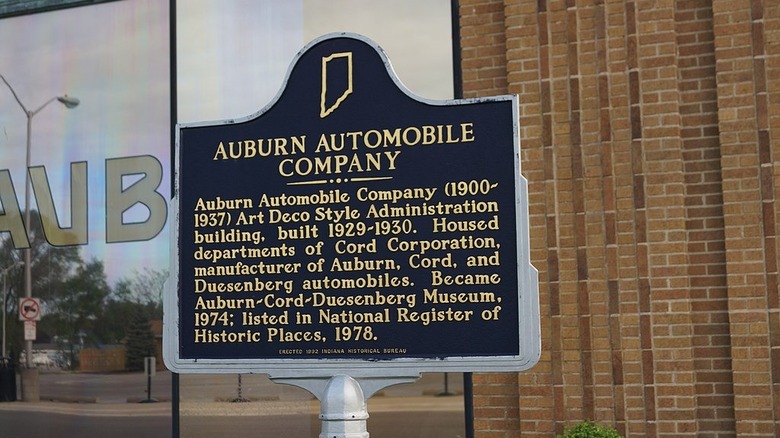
271 373 419 438
23 112 32 369
0 74 79 369
319 375 368 438
1 262 22 359
1 74 79 402
2 270 5 359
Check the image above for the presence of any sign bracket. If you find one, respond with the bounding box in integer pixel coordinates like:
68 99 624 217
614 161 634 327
270 372 420 438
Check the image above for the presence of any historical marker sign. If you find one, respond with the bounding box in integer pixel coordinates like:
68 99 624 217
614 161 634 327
164 33 539 375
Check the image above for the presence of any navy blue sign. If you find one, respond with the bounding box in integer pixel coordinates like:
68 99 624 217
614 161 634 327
165 33 539 374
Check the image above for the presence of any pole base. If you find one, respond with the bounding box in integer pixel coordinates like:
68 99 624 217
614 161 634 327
20 368 39 402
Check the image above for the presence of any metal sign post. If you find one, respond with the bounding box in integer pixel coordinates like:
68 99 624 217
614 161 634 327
141 356 158 403
166 33 539 437
270 373 419 438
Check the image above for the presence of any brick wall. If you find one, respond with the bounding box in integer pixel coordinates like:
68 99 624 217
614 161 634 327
459 0 779 436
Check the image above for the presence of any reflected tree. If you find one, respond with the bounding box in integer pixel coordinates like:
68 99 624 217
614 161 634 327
125 306 155 371
2 210 165 369
118 267 166 319
45 259 109 369
0 210 86 362
91 267 167 346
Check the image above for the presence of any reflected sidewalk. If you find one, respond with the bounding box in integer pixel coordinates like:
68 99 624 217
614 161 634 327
0 370 463 415
0 394 463 416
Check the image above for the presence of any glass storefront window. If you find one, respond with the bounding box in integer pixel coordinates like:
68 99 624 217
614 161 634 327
1 1 464 437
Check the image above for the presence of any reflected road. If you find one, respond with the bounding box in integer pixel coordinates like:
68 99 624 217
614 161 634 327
0 371 465 437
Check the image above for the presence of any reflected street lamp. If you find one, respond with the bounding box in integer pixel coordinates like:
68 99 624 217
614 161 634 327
0 74 79 368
